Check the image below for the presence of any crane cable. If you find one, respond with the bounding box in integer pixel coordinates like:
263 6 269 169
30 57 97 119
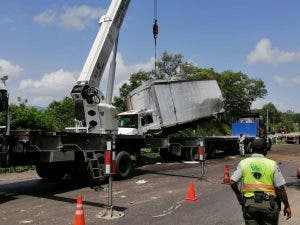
153 0 159 76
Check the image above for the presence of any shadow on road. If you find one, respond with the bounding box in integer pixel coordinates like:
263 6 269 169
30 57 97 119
286 180 300 190
0 178 126 212
0 179 83 203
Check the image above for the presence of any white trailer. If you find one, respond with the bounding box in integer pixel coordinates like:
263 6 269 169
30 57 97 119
118 79 224 135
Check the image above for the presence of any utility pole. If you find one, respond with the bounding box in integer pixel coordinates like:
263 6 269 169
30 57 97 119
266 109 269 133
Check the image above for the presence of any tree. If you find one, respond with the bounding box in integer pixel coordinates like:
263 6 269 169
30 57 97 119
180 63 218 81
217 71 267 119
155 51 183 80
259 103 281 132
46 97 75 131
9 104 55 130
113 71 151 112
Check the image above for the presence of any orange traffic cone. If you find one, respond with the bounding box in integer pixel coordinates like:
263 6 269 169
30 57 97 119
73 195 85 225
222 165 231 184
297 167 300 179
185 182 197 201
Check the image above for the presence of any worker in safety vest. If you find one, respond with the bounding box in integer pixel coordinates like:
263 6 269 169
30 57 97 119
230 138 291 225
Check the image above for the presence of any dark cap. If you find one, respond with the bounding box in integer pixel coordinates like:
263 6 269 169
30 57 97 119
251 138 266 151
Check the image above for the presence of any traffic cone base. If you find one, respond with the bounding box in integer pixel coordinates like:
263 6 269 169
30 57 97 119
222 165 231 184
74 195 85 225
185 182 197 201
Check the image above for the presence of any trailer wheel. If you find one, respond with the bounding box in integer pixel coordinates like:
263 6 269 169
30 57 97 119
187 147 199 161
159 148 172 161
36 164 66 181
246 142 252 154
207 144 216 159
116 151 132 179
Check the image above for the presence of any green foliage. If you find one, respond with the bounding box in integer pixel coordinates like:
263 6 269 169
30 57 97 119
113 71 151 112
180 63 218 81
9 104 56 130
46 97 75 131
217 71 267 119
7 97 75 131
255 103 300 133
0 166 35 174
155 51 183 80
174 118 231 137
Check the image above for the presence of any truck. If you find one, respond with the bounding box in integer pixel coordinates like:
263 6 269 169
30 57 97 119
0 0 220 182
0 0 270 184
118 79 224 136
118 79 270 160
0 0 144 182
149 113 270 160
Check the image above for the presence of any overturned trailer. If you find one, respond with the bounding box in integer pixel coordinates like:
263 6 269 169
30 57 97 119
118 79 224 136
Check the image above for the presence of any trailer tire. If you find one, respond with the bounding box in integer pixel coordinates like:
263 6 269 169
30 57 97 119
207 144 216 159
187 147 199 161
116 151 132 179
36 164 66 181
159 148 172 161
246 142 252 154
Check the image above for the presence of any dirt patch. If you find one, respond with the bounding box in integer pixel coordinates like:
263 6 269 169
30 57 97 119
268 144 300 163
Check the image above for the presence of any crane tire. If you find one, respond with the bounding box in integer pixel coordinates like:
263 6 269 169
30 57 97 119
36 164 66 181
116 151 133 179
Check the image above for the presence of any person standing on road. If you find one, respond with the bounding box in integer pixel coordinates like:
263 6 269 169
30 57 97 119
238 133 246 157
230 138 292 225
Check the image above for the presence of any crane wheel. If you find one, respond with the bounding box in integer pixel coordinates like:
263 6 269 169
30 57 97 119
116 151 133 179
36 164 66 181
159 148 172 161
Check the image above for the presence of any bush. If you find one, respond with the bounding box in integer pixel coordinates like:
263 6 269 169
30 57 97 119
0 166 35 174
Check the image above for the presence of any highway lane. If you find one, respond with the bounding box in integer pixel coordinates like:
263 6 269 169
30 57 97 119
0 144 299 225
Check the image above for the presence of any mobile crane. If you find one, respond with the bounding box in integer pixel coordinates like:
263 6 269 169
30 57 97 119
70 0 131 135
0 0 144 182
0 0 267 184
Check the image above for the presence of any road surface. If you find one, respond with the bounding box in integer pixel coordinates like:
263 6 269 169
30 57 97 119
0 144 299 225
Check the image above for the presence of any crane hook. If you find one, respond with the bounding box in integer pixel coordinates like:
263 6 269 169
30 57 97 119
153 19 158 39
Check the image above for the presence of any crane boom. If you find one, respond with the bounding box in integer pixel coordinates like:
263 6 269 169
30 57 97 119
71 0 131 134
77 0 130 88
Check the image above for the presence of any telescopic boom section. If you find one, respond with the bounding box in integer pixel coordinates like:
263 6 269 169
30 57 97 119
77 0 130 88
71 0 131 134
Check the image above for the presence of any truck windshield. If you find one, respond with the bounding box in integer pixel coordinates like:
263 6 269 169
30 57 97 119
238 117 254 123
119 115 138 128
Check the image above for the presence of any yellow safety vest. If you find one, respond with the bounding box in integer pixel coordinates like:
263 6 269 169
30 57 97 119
241 157 275 198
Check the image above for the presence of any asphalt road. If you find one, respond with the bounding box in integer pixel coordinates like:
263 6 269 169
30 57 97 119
0 144 299 225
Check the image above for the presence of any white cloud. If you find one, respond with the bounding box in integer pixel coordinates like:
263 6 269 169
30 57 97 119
0 58 23 78
34 9 56 24
34 5 105 30
246 38 300 65
9 53 154 106
13 69 78 106
101 53 155 96
274 75 300 87
1 16 13 24
59 5 105 30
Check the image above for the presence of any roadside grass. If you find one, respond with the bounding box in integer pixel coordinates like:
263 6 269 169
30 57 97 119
0 166 35 174
139 148 161 164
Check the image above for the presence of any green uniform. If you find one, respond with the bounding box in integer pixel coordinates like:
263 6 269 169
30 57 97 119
241 157 280 225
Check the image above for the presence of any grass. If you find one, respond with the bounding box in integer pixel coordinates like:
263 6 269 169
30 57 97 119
0 166 35 174
139 148 161 164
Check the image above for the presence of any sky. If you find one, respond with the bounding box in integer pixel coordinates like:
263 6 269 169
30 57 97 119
0 0 300 112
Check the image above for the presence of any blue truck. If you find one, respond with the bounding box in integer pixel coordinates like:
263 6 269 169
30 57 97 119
150 113 271 160
202 113 270 158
